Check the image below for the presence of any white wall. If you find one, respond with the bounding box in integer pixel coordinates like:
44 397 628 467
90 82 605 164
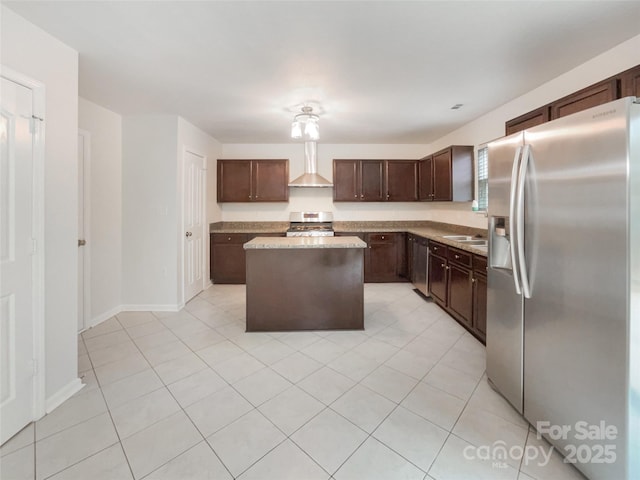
177 117 222 291
78 98 122 325
428 33 640 228
1 7 80 404
122 115 179 309
220 143 435 221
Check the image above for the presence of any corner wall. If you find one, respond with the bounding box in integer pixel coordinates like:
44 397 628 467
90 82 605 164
122 115 179 309
1 6 80 405
78 98 122 325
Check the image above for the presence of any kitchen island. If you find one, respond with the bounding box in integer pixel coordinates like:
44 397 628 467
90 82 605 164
244 236 366 331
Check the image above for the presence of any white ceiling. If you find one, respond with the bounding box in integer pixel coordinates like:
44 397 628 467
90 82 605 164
6 1 640 144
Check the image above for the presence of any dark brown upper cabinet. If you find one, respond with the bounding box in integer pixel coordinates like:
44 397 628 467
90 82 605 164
505 106 551 135
386 160 418 201
333 159 417 202
620 65 640 97
505 63 640 132
360 160 385 201
550 78 617 120
419 146 473 202
217 159 288 202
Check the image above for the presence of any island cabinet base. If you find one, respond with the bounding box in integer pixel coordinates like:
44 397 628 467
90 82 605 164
246 248 364 331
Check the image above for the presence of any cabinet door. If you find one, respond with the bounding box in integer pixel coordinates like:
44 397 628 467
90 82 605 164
448 263 473 328
432 149 452 201
621 65 640 97
333 160 360 201
386 160 418 201
253 160 288 202
419 157 433 201
360 160 385 201
365 233 397 282
505 106 551 135
217 160 252 202
211 234 247 284
428 254 448 305
551 79 617 120
473 273 487 340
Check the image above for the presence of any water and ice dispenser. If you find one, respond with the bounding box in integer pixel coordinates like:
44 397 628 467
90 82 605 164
489 216 512 270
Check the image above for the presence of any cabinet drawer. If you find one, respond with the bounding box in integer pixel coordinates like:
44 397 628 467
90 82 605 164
368 233 395 243
429 242 447 257
448 247 472 268
211 233 248 244
473 254 488 273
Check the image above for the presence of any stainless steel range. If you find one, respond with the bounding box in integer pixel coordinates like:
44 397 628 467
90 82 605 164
286 212 334 237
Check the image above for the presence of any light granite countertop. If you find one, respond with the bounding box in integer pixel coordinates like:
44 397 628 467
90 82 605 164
244 236 367 250
212 220 488 256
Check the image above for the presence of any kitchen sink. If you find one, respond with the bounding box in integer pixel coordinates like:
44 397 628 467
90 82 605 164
441 235 473 241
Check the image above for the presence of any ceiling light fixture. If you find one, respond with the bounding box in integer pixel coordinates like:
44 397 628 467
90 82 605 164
291 106 320 140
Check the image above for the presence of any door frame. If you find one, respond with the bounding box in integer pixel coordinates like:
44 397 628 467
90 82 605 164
180 147 207 305
1 65 46 420
77 129 91 332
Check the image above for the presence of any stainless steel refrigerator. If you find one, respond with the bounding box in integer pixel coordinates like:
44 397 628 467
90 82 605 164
486 97 639 480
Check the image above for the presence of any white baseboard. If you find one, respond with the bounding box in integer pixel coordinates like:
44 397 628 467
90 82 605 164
46 378 83 414
120 304 182 312
89 305 122 329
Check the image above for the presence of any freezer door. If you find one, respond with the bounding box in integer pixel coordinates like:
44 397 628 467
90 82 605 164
523 98 635 480
486 132 524 413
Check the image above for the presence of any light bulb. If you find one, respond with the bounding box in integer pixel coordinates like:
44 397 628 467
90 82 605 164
305 119 319 140
291 120 302 139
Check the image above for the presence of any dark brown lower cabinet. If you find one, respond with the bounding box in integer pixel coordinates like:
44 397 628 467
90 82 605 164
365 232 406 282
210 232 284 284
211 233 247 284
428 240 486 343
428 250 448 305
335 232 407 283
448 263 473 329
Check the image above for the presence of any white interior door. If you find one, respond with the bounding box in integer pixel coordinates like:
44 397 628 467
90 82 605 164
77 133 85 331
183 150 205 303
0 77 35 444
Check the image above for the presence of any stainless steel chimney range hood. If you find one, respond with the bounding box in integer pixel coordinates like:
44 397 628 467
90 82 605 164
288 141 333 188
288 104 333 188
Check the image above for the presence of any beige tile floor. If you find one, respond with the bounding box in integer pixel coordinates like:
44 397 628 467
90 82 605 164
0 283 586 480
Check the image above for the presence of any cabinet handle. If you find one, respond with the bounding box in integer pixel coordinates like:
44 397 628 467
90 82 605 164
433 247 438 251
354 194 357 198
441 263 445 268
455 254 460 259
472 278 476 283
227 236 231 241
381 236 385 240
360 194 364 199
445 266 449 270
248 195 252 199
386 194 390 199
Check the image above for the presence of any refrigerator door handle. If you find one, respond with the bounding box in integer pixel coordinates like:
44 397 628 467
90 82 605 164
516 144 532 299
509 146 523 295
